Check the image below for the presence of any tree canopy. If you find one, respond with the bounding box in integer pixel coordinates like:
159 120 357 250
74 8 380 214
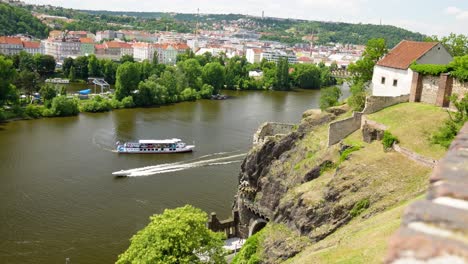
116 205 226 264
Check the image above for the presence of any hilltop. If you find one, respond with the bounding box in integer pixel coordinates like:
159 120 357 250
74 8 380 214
0 2 49 38
10 2 425 46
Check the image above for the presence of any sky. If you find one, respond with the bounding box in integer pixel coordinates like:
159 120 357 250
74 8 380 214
22 0 468 37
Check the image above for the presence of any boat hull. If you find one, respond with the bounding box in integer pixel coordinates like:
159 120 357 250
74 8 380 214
116 145 195 154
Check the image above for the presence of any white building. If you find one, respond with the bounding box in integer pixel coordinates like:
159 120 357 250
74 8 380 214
246 48 262 64
132 42 153 62
0 36 23 55
23 41 43 55
42 38 81 61
261 50 297 64
372 41 453 97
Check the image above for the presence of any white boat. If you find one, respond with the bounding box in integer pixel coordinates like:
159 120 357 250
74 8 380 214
116 138 195 154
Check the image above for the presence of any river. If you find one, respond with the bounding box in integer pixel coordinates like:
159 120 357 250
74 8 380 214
0 87 348 263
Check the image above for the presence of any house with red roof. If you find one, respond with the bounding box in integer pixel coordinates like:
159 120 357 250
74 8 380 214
372 40 452 97
22 41 42 55
0 36 24 55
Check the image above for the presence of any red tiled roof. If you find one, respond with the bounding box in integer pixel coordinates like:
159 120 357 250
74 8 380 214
105 41 123 49
376 40 439 70
22 41 41 49
298 56 312 62
0 36 23 45
94 44 106 50
79 38 94 44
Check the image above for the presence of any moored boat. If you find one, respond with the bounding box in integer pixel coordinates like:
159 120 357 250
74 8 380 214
116 138 194 154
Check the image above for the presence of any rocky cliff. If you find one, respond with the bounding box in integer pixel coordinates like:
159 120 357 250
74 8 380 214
232 105 433 263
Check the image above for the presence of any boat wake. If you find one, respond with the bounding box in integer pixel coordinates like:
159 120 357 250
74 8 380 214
113 153 246 177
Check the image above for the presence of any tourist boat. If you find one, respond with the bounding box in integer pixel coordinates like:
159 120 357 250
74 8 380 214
116 138 195 154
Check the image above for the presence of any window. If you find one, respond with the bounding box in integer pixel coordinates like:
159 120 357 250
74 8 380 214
393 79 398 87
381 77 386 84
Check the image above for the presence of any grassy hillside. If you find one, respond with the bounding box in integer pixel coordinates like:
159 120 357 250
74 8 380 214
0 3 49 38
233 103 447 263
367 103 449 159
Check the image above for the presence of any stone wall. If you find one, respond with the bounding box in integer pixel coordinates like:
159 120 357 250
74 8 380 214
451 79 468 109
393 144 438 168
420 75 439 105
328 112 363 146
385 122 468 264
411 73 467 108
253 122 295 145
361 95 410 115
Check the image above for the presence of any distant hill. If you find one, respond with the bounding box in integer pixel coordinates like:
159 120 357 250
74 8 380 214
9 3 425 47
0 3 49 38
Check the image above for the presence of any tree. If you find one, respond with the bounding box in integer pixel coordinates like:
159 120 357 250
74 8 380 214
101 59 118 84
116 205 226 264
74 56 89 80
319 86 342 111
158 68 179 102
274 57 290 90
115 62 140 100
426 33 468 57
15 70 39 97
202 62 225 94
0 56 17 106
34 55 56 77
39 83 57 108
120 54 135 64
68 66 76 81
88 55 101 77
291 64 321 89
178 58 203 91
348 38 388 83
62 57 74 77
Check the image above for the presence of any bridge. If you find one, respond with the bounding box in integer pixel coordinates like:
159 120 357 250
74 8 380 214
330 70 351 78
88 77 110 94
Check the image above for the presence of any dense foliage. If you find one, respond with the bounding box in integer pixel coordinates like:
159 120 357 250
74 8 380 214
116 205 226 264
231 229 264 264
382 131 399 150
431 94 468 148
0 3 49 38
426 34 468 57
449 55 468 81
347 38 388 111
319 86 342 111
410 63 451 76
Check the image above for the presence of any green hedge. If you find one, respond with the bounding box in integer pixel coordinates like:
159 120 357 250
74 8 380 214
410 63 451 76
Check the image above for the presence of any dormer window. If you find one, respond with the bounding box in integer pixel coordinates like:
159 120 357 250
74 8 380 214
381 77 386 84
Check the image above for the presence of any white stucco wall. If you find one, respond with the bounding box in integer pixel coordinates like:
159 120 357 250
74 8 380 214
371 65 414 96
416 43 453 65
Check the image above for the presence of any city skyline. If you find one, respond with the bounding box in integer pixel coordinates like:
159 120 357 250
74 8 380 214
21 0 468 37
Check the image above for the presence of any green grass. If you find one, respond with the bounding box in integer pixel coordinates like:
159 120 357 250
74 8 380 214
286 197 422 264
367 103 449 159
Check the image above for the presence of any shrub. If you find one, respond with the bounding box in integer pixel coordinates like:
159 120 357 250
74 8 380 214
0 108 6 121
231 230 263 264
382 131 399 149
50 96 79 117
200 84 214 99
431 94 468 148
449 55 468 81
121 96 135 108
339 145 361 163
410 63 451 76
81 96 112 113
110 98 123 109
25 104 45 119
348 81 367 111
350 198 370 217
180 88 198 101
319 86 342 111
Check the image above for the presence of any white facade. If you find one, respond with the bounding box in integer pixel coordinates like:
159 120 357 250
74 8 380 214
371 66 414 96
261 50 297 64
43 39 81 61
246 48 262 64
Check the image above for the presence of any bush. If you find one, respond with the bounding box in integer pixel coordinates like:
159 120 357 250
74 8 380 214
231 230 263 264
339 145 361 163
121 96 135 108
431 94 468 148
382 131 399 149
200 84 214 99
348 81 367 111
110 98 123 109
25 104 45 119
410 63 451 76
350 198 370 217
180 88 198 101
319 86 342 111
449 55 468 81
81 96 112 113
0 108 6 121
50 96 79 117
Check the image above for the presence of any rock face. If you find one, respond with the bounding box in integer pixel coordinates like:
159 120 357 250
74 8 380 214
235 111 349 240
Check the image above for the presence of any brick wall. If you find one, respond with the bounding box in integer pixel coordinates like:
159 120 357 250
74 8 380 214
385 122 468 263
328 112 363 146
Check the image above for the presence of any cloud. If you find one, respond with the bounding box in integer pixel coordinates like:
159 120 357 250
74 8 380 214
445 6 468 20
